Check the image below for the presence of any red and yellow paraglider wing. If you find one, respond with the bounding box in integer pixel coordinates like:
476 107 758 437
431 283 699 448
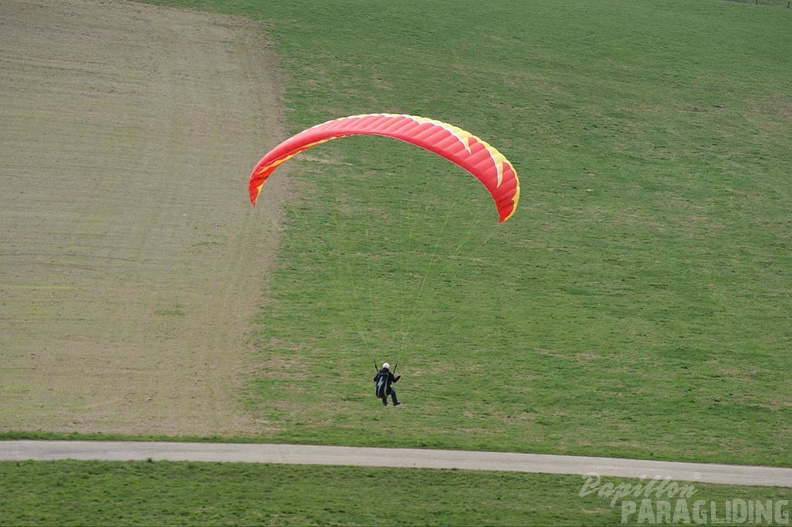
248 114 520 222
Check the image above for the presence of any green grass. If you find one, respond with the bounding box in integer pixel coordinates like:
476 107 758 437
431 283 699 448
1 460 789 526
135 0 792 466
8 0 790 524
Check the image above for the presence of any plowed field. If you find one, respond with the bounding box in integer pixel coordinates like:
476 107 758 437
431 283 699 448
0 0 288 436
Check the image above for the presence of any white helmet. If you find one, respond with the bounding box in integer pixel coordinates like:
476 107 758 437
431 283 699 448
382 363 390 370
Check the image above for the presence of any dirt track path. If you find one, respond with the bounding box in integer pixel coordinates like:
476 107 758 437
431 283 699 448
0 0 287 435
2 441 791 487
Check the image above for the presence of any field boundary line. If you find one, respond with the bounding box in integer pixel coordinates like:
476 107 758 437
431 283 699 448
1 441 790 487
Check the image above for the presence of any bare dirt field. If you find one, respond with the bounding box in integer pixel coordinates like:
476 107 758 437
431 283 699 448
0 0 288 436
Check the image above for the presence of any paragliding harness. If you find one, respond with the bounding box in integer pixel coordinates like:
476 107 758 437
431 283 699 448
374 361 397 399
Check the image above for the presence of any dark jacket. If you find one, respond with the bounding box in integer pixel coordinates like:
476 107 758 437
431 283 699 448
374 368 400 396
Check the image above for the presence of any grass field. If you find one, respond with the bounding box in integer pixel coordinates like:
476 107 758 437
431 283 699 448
3 0 791 524
1 460 789 526
137 0 792 465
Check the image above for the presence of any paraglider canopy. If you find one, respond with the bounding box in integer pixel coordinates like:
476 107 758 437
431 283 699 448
248 113 520 222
